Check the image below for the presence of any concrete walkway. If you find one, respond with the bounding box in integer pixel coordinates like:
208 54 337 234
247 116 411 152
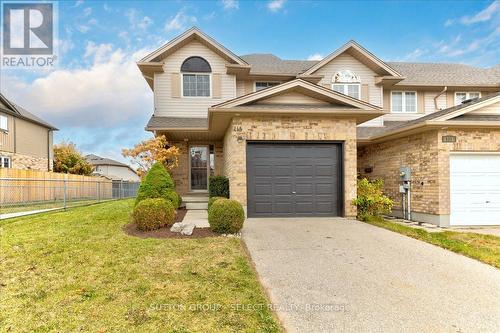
183 210 209 228
243 217 500 333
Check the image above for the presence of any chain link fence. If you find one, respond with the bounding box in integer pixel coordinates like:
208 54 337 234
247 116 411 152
0 178 140 218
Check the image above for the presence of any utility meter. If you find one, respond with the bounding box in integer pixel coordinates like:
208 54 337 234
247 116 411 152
399 166 411 182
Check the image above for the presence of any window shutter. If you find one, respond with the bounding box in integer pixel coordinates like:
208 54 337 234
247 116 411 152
244 81 253 94
171 73 180 98
212 73 221 99
361 84 369 102
417 92 424 113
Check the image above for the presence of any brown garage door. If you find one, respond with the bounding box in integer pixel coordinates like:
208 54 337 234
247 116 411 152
246 142 342 217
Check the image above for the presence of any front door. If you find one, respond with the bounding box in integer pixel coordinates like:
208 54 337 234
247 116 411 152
190 146 209 191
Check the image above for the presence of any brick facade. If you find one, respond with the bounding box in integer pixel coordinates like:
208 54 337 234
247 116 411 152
0 151 50 171
358 128 500 225
223 115 358 217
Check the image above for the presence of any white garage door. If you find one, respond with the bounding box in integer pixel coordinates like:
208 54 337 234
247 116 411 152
450 154 500 226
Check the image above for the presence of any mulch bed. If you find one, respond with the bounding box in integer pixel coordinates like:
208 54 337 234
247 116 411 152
123 207 219 239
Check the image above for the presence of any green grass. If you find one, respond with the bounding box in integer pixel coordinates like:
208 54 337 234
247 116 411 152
0 200 281 332
364 216 500 269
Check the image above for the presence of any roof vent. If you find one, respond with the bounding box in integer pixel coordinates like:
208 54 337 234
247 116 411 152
461 97 478 104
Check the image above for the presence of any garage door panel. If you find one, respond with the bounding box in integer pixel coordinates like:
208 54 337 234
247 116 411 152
247 142 342 217
450 154 500 226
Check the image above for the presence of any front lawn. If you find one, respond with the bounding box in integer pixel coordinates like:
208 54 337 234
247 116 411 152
364 217 500 268
0 200 281 332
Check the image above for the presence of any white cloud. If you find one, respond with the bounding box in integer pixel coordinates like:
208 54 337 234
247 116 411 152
1 44 153 130
460 1 499 25
76 25 90 33
267 0 286 12
126 9 153 31
221 0 239 10
307 53 323 61
436 26 499 58
74 0 84 7
445 1 499 26
402 48 428 61
83 7 92 17
164 10 198 31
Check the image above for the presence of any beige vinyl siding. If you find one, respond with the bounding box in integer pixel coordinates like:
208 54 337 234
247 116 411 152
315 53 382 107
0 111 14 152
256 91 330 105
15 118 49 158
236 80 246 97
424 92 447 114
469 101 500 115
154 40 236 118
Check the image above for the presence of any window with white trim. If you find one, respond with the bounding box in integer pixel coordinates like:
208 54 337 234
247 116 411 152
391 91 417 113
255 82 280 91
455 92 480 105
0 115 7 131
332 84 360 99
0 156 11 168
181 56 211 97
331 69 361 99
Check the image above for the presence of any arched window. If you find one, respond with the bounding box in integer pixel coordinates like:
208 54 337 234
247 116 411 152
331 70 361 99
181 57 211 97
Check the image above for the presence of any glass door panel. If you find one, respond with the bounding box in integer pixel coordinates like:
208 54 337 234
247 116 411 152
190 146 208 191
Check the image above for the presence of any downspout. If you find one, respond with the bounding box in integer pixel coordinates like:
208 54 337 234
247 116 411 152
434 86 447 110
47 129 51 171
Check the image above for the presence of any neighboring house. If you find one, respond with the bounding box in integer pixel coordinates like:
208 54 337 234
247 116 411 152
0 93 57 171
86 154 140 181
137 27 500 226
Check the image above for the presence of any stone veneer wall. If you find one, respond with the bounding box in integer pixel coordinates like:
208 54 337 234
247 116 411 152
169 141 224 196
358 128 500 224
223 115 358 217
0 151 50 171
357 130 440 216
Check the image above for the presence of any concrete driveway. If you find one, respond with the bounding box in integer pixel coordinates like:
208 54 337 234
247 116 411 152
242 217 500 333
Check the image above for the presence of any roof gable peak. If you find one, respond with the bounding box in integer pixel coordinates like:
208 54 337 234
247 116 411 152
301 40 402 77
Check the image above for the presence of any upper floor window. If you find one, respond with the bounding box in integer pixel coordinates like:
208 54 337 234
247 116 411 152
0 115 7 131
255 82 280 91
181 56 211 97
391 91 417 113
331 70 361 99
0 156 11 168
455 92 480 105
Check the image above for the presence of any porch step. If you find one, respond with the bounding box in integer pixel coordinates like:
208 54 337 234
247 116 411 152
182 195 209 210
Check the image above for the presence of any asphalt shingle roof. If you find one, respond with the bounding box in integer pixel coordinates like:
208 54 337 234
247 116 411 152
0 93 58 130
146 116 208 130
85 154 128 167
239 54 500 86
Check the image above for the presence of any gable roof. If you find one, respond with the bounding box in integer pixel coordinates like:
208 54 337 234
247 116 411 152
139 27 247 65
212 78 383 111
300 40 403 77
387 62 500 86
358 92 500 141
0 93 58 130
86 154 130 168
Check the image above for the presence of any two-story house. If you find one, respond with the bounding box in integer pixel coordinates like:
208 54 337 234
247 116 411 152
137 27 500 227
0 93 57 171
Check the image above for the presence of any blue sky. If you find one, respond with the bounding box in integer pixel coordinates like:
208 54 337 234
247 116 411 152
1 0 499 163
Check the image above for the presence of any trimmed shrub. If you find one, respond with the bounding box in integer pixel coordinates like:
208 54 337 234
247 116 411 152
208 199 245 234
164 190 180 209
135 162 175 206
352 178 394 221
132 198 175 231
209 176 229 198
208 196 227 210
176 192 183 207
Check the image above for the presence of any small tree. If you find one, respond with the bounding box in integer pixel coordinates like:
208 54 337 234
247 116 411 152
135 162 175 206
53 142 93 175
352 178 394 221
122 135 179 176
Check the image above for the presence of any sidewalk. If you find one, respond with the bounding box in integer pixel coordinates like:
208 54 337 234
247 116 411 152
183 210 209 228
